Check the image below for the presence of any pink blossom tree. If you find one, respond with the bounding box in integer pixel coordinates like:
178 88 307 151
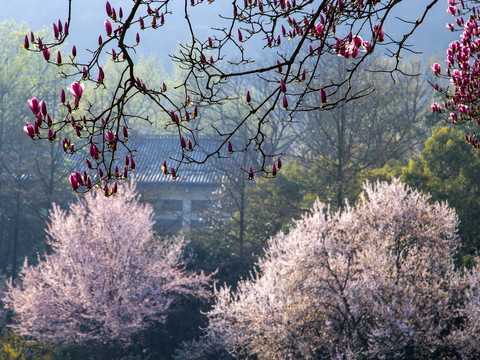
183 180 467 359
20 0 440 192
4 180 211 347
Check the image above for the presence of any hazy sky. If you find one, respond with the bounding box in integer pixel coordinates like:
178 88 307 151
0 0 456 68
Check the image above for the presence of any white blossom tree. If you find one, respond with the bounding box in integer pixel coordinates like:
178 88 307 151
189 179 466 360
4 180 211 346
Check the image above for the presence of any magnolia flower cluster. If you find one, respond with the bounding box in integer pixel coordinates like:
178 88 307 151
176 180 480 359
4 181 211 345
432 0 480 148
21 0 418 193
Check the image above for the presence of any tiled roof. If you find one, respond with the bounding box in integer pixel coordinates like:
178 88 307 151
128 134 232 184
3 135 236 185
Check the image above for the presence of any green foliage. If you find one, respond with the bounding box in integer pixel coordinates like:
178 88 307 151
0 20 75 278
0 330 57 360
374 126 480 262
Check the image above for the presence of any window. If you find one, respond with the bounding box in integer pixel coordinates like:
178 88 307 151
155 200 183 215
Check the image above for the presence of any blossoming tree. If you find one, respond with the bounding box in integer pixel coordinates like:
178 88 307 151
4 180 211 346
181 180 470 359
20 0 440 193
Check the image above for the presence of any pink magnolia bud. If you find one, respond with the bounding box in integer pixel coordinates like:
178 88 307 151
72 45 77 57
277 157 282 169
56 51 62 65
228 140 234 153
119 7 123 19
431 103 442 113
48 128 55 142
139 16 145 30
53 23 59 39
160 13 165 26
170 167 177 179
136 32 140 44
40 101 47 116
86 158 93 169
259 0 264 12
87 177 92 188
60 89 66 104
162 160 168 175
98 35 103 46
99 168 104 178
69 173 80 191
105 20 113 36
193 106 198 118
23 123 35 139
320 87 327 104
171 111 179 124
67 81 85 100
123 125 129 140
46 114 53 127
338 0 344 12
248 166 254 180
180 136 186 148
23 35 29 49
112 49 117 61
106 130 115 143
238 29 243 42
112 182 118 194
104 184 110 196
208 37 213 47
277 60 282 73
33 120 40 135
301 68 306 81
282 94 288 109
130 157 136 169
42 47 51 61
151 16 157 28
272 163 277 177
115 165 120 178
82 67 88 79
280 78 287 93
188 139 193 150
90 143 100 160
97 67 105 83
246 90 251 104
28 98 40 115
106 1 112 17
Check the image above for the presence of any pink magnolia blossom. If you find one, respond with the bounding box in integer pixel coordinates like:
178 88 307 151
104 19 113 36
67 82 84 100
